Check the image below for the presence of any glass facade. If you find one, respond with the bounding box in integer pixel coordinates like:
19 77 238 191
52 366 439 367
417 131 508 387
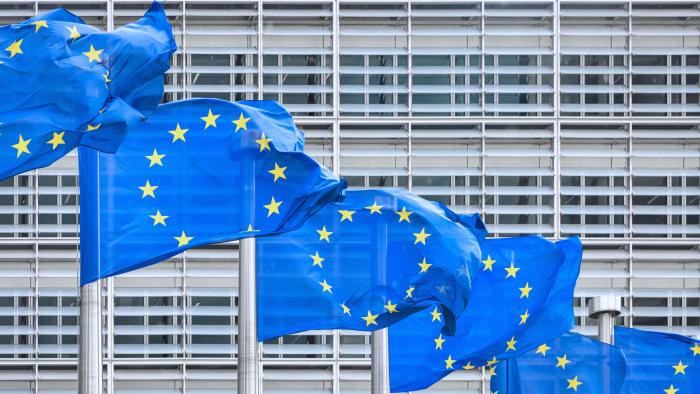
0 0 699 392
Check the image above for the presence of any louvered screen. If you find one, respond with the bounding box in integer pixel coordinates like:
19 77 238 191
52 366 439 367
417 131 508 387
0 1 698 392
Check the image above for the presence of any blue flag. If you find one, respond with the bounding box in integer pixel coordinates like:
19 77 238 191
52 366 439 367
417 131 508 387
256 189 487 340
389 236 582 392
616 326 700 394
79 98 345 285
490 331 627 394
0 1 175 180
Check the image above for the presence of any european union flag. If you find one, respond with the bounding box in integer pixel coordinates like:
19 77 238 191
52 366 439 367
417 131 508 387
490 331 627 394
0 1 175 180
256 189 487 340
389 236 582 392
79 98 345 285
616 326 700 394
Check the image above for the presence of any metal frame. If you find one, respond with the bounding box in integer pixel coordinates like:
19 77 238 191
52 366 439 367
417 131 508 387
0 0 699 392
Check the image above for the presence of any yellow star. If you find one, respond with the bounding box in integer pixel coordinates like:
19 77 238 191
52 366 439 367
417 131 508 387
672 360 688 375
340 303 351 316
445 355 456 369
482 255 496 271
361 310 378 326
66 25 80 39
434 334 445 350
519 282 533 298
86 123 101 131
149 210 168 226
462 362 474 370
233 113 251 132
264 197 282 217
487 356 498 366
145 149 165 167
488 365 497 376
665 385 679 394
519 309 529 325
174 231 193 247
384 300 398 313
365 202 383 214
268 163 287 182
413 228 431 245
430 307 442 322
567 376 582 391
200 109 220 129
395 206 413 223
255 133 271 152
31 20 48 32
319 279 332 294
536 343 551 356
404 286 415 299
418 258 432 273
505 262 520 278
245 224 257 232
138 180 158 198
310 252 324 268
338 210 356 222
103 70 111 84
317 226 333 242
691 343 700 356
506 336 517 351
82 44 104 63
4 39 23 57
46 131 65 150
168 123 189 142
556 354 571 369
11 134 31 158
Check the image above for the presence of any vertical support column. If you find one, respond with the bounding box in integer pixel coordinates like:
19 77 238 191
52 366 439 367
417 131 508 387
587 294 622 344
371 329 390 394
79 281 102 394
238 237 259 394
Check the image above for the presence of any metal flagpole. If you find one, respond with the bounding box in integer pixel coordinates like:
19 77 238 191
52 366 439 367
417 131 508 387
588 294 621 392
79 281 103 394
371 329 390 394
238 237 259 394
371 212 390 394
79 2 112 391
587 294 622 344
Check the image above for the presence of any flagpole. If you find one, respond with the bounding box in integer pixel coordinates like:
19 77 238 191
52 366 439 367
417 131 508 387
371 212 390 394
78 3 111 391
77 145 104 394
238 237 259 393
78 281 102 394
371 328 390 394
587 295 621 344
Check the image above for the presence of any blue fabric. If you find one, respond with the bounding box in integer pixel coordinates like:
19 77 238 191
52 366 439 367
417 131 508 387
490 331 627 394
616 327 700 394
0 1 175 180
389 236 582 392
79 98 345 285
256 189 487 340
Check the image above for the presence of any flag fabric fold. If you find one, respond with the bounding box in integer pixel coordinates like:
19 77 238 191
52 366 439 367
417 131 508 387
616 326 700 394
0 1 176 180
79 98 345 285
256 189 487 340
389 236 583 392
490 331 627 394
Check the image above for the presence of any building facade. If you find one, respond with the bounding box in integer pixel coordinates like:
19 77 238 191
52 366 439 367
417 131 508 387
0 0 699 392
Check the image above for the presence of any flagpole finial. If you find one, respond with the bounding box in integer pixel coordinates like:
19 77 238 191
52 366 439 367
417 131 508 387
588 295 622 344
